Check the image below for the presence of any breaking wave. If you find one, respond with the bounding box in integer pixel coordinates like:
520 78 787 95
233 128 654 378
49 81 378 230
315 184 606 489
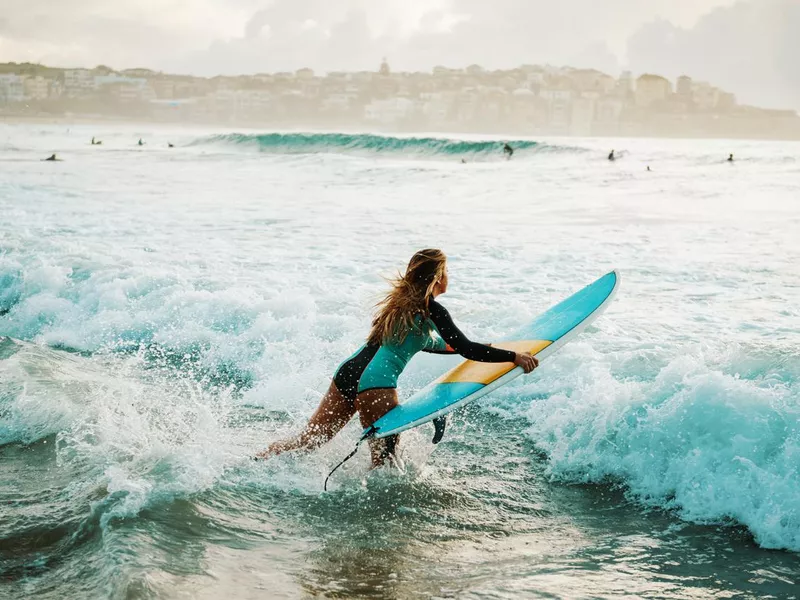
189 132 586 159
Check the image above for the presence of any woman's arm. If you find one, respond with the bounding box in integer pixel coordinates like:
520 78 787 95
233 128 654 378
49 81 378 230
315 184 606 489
427 300 516 363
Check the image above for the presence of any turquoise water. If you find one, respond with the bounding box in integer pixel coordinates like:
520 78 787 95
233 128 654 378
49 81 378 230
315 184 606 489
190 132 546 156
1 124 799 598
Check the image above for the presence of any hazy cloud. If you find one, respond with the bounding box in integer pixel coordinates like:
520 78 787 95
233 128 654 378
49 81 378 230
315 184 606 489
627 0 800 109
177 0 734 75
0 0 247 68
0 0 732 70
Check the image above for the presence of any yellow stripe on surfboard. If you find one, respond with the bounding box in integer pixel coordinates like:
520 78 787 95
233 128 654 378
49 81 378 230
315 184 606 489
438 340 552 385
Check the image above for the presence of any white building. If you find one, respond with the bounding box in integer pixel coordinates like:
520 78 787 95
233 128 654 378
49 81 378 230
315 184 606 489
717 91 736 111
327 72 350 81
692 81 720 110
252 74 275 84
422 99 449 122
23 76 50 100
510 88 542 124
152 79 176 99
596 97 625 123
635 74 672 107
149 97 199 120
352 71 375 83
676 75 693 96
116 84 155 103
210 89 236 112
93 75 155 103
236 90 272 111
539 88 572 103
0 74 25 103
364 97 415 124
543 65 567 77
64 69 95 96
432 66 462 77
454 90 481 122
571 97 595 135
94 74 147 89
617 70 634 96
569 69 615 94
512 88 536 98
322 93 355 112
540 88 572 128
526 71 545 86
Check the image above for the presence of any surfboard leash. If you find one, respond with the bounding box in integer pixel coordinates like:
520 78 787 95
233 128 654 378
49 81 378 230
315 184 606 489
323 442 361 491
323 426 377 491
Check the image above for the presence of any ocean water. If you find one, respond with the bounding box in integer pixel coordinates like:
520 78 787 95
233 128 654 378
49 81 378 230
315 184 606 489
1 123 799 599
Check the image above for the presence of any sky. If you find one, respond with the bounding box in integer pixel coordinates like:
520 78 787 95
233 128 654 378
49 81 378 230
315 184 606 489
0 0 797 110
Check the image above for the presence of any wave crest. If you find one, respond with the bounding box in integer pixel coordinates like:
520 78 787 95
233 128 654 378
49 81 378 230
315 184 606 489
190 132 584 159
520 343 800 552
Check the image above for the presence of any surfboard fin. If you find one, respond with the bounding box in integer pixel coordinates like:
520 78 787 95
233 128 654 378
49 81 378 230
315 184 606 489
432 416 447 444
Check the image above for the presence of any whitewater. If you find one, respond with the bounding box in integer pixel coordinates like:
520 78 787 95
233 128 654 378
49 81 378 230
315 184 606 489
1 123 799 599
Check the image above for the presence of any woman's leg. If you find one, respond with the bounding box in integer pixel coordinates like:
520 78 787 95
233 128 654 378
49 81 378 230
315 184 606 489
354 388 400 468
256 382 356 459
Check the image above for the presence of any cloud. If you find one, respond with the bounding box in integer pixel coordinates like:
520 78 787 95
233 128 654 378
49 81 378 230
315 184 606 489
178 0 658 75
190 3 380 75
567 42 621 75
626 0 800 109
169 0 736 77
0 0 246 69
0 0 731 74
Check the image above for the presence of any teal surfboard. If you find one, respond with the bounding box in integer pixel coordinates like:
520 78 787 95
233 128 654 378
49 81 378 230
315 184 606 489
367 270 620 440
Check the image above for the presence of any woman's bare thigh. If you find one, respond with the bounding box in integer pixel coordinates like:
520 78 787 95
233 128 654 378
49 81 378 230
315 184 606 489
354 388 399 428
304 381 357 438
354 388 400 467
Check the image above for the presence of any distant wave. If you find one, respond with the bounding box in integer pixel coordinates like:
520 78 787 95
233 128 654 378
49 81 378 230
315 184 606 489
189 132 586 159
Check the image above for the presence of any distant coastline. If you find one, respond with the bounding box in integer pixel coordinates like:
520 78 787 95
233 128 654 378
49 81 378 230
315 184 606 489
2 60 799 141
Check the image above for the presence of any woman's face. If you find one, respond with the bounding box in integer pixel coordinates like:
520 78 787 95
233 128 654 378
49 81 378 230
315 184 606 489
435 266 449 296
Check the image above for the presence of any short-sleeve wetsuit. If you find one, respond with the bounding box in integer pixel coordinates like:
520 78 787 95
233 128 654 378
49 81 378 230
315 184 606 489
333 299 516 403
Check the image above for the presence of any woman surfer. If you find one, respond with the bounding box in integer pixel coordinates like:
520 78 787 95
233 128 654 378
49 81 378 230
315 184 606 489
257 249 538 466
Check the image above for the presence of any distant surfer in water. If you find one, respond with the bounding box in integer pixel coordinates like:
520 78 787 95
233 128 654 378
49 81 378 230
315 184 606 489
91 137 102 145
257 249 537 466
138 138 144 146
608 149 615 161
168 142 174 148
43 154 59 161
727 153 734 162
503 143 514 159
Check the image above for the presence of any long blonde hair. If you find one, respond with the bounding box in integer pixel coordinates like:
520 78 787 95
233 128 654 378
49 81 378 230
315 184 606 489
368 249 447 345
